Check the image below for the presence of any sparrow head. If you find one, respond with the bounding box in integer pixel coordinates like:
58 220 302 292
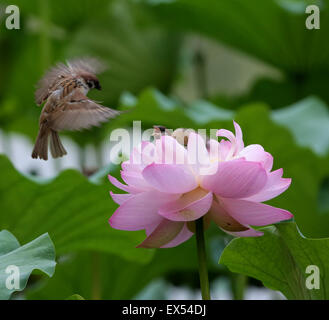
81 73 102 90
152 125 171 140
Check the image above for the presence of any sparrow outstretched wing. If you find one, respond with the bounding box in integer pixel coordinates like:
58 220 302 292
35 58 106 106
50 91 120 131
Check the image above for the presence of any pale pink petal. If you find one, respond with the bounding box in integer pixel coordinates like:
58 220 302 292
109 191 178 231
262 152 273 172
137 219 184 248
121 171 152 191
216 122 244 158
121 160 138 173
220 197 293 226
217 129 235 143
139 141 156 162
122 141 155 173
245 169 292 202
218 140 232 161
142 163 197 194
161 223 194 248
158 189 213 221
201 160 267 198
208 196 249 232
155 136 187 165
225 228 264 237
110 191 132 205
239 144 273 171
108 174 141 194
208 138 235 168
233 121 244 153
187 132 210 175
208 139 220 161
217 129 236 159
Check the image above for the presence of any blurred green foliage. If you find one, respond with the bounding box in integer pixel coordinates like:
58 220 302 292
0 154 153 264
148 0 329 108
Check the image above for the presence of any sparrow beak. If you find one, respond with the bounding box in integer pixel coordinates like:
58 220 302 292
96 83 102 90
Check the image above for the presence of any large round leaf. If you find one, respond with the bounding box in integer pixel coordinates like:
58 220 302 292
0 230 56 300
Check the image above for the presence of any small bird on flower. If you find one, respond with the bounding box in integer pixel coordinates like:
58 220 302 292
152 125 194 146
32 58 120 160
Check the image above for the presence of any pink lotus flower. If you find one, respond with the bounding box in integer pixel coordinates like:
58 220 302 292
108 122 292 248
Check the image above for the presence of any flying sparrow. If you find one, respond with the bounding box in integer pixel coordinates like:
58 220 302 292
32 58 120 160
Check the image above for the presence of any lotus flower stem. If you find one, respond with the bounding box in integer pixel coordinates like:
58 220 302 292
195 217 211 300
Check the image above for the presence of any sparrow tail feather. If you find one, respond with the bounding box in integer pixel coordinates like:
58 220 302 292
50 130 67 158
32 127 49 160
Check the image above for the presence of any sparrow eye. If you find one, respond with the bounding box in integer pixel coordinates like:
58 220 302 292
87 80 93 88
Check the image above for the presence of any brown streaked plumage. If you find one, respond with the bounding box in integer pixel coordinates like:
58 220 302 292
32 58 120 160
